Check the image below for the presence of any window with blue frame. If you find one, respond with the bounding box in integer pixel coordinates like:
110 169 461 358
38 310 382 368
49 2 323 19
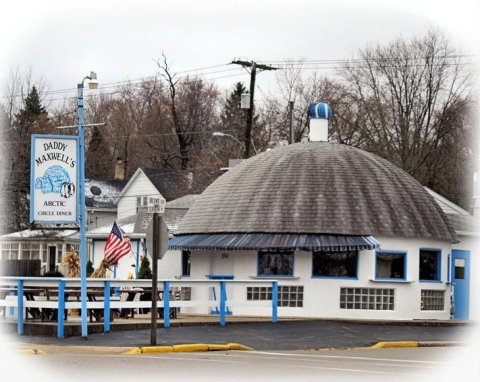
312 251 358 278
258 251 294 276
376 251 406 279
419 249 441 281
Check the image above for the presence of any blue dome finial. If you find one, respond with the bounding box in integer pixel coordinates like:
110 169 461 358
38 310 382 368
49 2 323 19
308 102 332 119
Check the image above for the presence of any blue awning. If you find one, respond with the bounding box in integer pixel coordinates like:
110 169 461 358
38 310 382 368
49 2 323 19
169 233 380 252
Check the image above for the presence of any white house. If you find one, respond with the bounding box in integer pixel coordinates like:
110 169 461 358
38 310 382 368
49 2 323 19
87 167 200 280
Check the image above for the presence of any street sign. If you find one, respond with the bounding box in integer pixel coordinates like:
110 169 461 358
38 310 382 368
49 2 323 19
30 134 79 224
146 215 169 259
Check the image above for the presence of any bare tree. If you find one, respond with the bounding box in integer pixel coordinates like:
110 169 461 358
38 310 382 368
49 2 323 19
339 30 474 207
156 53 220 171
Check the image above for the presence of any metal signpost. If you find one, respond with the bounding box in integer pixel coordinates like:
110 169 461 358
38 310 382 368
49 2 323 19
52 72 100 338
147 213 169 345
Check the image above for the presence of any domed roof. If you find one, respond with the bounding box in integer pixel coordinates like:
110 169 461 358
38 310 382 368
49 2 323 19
177 142 456 241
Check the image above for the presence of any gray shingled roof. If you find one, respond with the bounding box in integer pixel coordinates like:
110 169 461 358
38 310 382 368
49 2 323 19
177 142 456 241
85 178 128 208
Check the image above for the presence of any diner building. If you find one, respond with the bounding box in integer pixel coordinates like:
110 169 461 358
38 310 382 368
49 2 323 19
170 103 477 321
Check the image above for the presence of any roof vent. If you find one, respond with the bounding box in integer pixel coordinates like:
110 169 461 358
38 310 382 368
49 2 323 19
308 102 332 142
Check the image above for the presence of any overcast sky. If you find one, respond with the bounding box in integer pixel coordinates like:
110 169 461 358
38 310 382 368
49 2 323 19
1 0 479 104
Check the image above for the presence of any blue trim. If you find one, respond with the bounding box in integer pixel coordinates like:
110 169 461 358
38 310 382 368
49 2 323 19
163 281 170 328
272 281 278 323
419 248 442 282
311 250 359 279
104 281 110 333
17 280 24 335
57 280 65 338
451 249 470 319
206 274 234 280
257 251 294 277
29 134 80 225
374 250 407 281
219 281 226 326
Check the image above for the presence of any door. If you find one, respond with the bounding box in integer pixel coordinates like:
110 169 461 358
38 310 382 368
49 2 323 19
48 246 56 272
451 250 470 320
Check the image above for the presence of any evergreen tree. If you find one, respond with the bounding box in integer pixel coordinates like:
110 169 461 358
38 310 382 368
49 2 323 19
8 86 49 231
137 256 152 279
86 126 112 178
220 82 247 142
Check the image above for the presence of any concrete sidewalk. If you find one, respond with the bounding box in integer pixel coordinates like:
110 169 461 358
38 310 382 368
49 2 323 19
1 316 476 351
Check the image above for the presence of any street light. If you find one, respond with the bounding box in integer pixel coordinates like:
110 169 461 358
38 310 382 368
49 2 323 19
77 71 98 338
213 132 258 155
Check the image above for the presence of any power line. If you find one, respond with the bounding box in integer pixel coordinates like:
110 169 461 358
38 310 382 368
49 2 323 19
3 53 473 101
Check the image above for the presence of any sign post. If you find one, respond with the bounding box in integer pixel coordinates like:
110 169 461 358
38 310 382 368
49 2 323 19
147 213 169 345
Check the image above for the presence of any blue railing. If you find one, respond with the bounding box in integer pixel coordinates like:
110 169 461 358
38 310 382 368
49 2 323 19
0 277 279 338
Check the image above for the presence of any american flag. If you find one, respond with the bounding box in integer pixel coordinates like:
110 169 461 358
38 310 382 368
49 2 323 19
104 222 132 265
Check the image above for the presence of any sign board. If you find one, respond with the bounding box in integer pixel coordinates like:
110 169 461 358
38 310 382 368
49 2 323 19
146 215 169 259
30 134 79 224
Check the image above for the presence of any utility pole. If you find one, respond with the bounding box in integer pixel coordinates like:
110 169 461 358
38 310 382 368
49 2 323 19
150 213 159 345
231 60 277 158
288 101 295 144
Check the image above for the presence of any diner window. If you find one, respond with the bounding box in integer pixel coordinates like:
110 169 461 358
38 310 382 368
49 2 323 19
182 250 191 276
312 250 358 278
247 285 303 307
340 288 395 310
257 251 294 276
375 251 406 280
419 249 441 281
421 290 445 311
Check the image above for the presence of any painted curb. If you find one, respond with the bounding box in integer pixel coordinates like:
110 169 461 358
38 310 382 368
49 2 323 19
370 341 419 349
122 343 253 355
369 340 471 349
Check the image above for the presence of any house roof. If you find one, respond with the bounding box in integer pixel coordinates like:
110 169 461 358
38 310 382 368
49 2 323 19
142 168 193 201
85 178 128 208
176 141 457 242
446 213 479 236
0 229 79 241
165 194 200 209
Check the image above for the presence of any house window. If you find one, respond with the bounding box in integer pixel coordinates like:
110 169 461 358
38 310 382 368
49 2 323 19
182 250 191 276
376 251 406 280
312 251 358 278
419 249 441 281
246 285 303 307
421 290 445 311
257 251 294 276
340 288 395 310
1 243 19 260
20 243 41 260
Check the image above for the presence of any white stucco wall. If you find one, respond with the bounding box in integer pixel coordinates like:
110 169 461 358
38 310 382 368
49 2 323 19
186 236 460 320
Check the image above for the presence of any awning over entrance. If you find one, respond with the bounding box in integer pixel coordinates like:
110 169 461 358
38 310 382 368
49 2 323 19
169 233 380 252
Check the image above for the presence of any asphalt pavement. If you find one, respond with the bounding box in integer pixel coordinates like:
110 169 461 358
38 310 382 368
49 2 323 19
1 320 475 350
